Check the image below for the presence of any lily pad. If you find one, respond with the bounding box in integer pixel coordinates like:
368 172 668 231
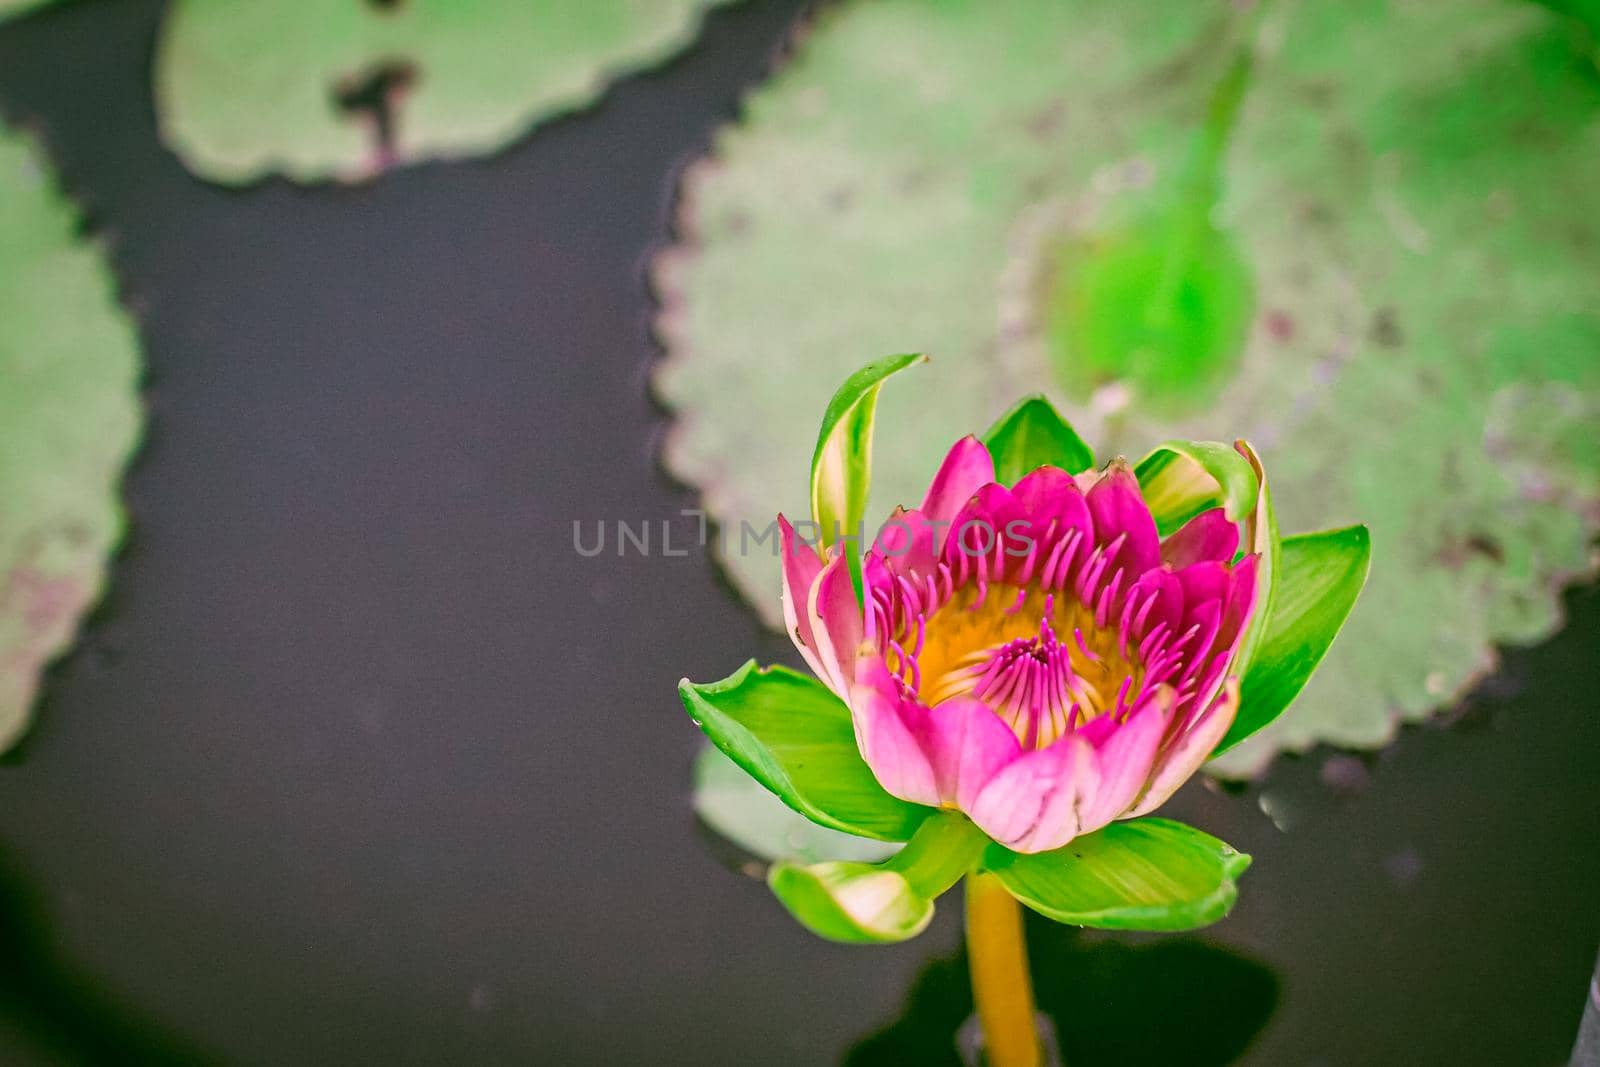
653 0 1600 775
0 125 143 751
693 744 899 868
155 0 741 185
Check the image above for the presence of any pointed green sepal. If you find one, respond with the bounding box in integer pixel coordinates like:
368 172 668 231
981 394 1095 482
1214 523 1372 755
983 818 1251 932
1230 440 1279 682
678 661 929 842
1134 439 1259 537
1136 439 1279 679
809 353 926 554
768 811 986 943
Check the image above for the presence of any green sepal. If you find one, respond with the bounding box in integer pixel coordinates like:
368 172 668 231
768 862 934 944
1214 523 1372 755
809 353 926 553
678 661 929 843
768 812 986 943
981 394 1095 483
983 818 1251 932
692 744 900 866
1134 439 1259 537
1135 439 1279 681
1230 440 1279 683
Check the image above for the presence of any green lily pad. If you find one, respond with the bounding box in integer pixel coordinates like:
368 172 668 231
653 0 1600 775
0 125 143 751
154 0 740 184
692 743 899 867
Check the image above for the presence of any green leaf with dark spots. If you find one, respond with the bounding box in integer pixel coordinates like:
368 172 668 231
156 0 740 184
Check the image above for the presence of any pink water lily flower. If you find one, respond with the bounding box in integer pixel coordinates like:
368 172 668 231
780 437 1258 855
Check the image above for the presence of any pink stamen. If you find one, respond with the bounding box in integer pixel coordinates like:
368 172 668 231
1094 567 1125 628
888 639 911 681
971 552 991 611
1040 532 1071 589
1132 587 1160 639
1139 621 1172 662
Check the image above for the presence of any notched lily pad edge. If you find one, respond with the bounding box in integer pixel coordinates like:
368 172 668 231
0 119 147 755
154 0 751 186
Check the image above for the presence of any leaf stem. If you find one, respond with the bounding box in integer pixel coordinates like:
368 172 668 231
965 871 1043 1067
1151 5 1264 323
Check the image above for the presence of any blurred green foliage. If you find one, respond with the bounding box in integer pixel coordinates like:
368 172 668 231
0 126 142 752
156 0 741 183
654 0 1600 773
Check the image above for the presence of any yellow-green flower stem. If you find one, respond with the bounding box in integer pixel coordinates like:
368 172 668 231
965 871 1044 1067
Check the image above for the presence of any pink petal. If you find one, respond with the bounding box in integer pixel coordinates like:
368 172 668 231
1185 650 1233 720
1085 461 1161 577
967 733 1100 854
1077 693 1173 832
1214 554 1262 656
1173 560 1229 609
1010 466 1093 581
1126 679 1240 818
873 506 940 583
1011 465 1092 536
1172 561 1229 658
920 436 997 526
1162 508 1240 568
848 657 940 807
1172 600 1222 694
940 482 1027 578
1121 568 1184 649
806 553 864 697
918 697 1023 811
779 515 828 681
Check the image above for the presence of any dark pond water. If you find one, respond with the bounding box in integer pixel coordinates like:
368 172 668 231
0 1 1595 1063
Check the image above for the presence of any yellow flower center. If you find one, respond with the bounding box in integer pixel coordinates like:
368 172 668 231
891 584 1143 749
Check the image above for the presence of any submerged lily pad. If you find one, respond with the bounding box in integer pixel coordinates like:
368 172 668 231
0 126 143 751
693 745 899 868
654 0 1600 774
154 0 740 185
